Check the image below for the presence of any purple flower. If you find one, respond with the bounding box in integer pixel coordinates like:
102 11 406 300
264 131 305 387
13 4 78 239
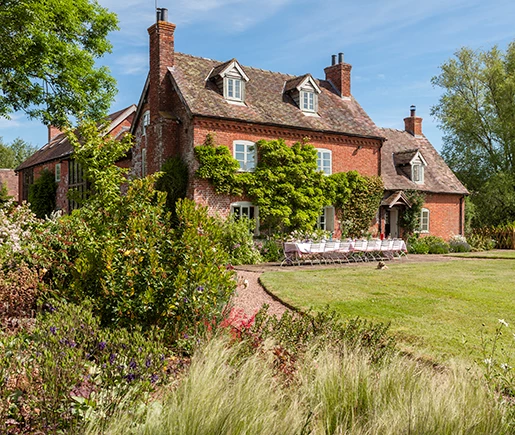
109 353 117 364
68 340 76 348
125 373 136 383
98 341 106 351
129 359 137 370
183 333 189 339
197 286 204 292
150 374 159 384
159 354 165 362
145 358 152 368
183 297 189 303
49 326 57 335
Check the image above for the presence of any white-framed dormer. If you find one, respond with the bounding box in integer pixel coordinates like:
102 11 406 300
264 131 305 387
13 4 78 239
208 59 250 105
230 201 259 235
233 140 256 172
285 74 321 115
316 148 332 175
410 151 427 184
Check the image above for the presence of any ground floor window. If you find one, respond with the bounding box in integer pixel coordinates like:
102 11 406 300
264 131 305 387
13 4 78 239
420 208 430 233
22 168 34 201
317 206 335 232
230 202 259 235
68 160 87 212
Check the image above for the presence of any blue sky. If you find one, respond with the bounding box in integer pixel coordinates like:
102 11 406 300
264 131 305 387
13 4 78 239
2 0 515 152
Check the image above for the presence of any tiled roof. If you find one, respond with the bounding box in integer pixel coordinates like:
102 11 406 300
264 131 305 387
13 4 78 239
16 106 136 171
393 149 419 166
168 53 384 139
284 74 311 93
380 128 468 195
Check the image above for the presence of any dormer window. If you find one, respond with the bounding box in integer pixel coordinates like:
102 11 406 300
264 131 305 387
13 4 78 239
393 148 427 185
209 59 249 104
412 164 423 183
226 77 243 101
301 91 316 112
284 74 321 115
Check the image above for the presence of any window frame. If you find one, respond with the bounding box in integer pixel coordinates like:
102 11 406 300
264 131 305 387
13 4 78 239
230 201 259 235
55 163 61 182
419 208 430 233
317 206 335 232
412 163 424 184
142 110 150 136
316 148 332 175
300 90 317 113
141 148 147 177
224 77 244 102
233 140 256 172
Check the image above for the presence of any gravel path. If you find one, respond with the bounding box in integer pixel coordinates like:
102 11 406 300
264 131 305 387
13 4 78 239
232 270 288 318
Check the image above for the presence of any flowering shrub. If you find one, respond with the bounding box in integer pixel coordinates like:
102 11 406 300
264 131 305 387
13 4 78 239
255 238 282 263
449 234 471 253
0 300 175 434
285 229 332 243
0 201 42 261
467 233 496 251
220 215 262 265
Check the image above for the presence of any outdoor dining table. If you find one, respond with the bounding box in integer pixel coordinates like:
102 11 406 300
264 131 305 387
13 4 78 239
281 239 407 266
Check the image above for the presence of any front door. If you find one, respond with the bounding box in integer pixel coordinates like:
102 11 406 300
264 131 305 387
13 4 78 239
385 208 399 238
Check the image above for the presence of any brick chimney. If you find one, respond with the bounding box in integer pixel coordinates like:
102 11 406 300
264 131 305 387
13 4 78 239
146 9 178 174
48 125 62 142
404 105 423 136
148 8 175 117
324 52 352 98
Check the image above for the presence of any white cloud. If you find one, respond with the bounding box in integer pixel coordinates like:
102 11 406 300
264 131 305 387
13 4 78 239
115 52 149 75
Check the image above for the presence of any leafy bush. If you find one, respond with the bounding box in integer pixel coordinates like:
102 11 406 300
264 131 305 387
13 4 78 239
467 233 496 251
38 122 237 342
28 168 57 218
0 300 173 434
154 156 189 215
0 263 43 323
220 216 262 265
407 235 450 254
255 239 282 263
449 234 471 253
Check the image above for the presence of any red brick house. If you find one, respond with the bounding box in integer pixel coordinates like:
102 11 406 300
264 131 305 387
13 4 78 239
130 9 467 240
0 169 18 199
16 105 135 213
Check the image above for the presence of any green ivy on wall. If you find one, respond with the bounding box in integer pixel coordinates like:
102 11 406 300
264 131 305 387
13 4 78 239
400 190 426 235
195 134 384 236
28 168 57 218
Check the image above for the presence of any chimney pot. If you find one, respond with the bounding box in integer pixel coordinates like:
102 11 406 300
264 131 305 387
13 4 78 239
331 55 337 66
338 52 344 63
156 8 168 22
404 105 422 136
410 105 416 117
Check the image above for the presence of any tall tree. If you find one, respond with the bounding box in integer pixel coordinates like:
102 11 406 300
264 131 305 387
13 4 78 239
432 43 515 226
0 137 37 168
0 0 118 127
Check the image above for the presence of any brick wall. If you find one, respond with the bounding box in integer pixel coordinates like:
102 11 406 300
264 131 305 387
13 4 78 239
192 118 381 176
0 169 18 199
422 193 464 240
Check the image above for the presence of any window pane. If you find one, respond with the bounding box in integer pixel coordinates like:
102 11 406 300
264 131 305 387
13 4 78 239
228 79 233 98
234 79 241 99
235 144 245 152
309 93 314 110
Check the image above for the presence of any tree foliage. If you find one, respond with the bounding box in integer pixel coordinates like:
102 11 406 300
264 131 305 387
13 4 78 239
28 168 57 218
248 139 330 233
330 171 384 238
0 137 37 169
432 43 515 226
0 0 118 126
195 135 383 236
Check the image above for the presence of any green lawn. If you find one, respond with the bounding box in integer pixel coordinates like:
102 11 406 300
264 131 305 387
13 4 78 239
447 249 515 259
260 260 515 365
